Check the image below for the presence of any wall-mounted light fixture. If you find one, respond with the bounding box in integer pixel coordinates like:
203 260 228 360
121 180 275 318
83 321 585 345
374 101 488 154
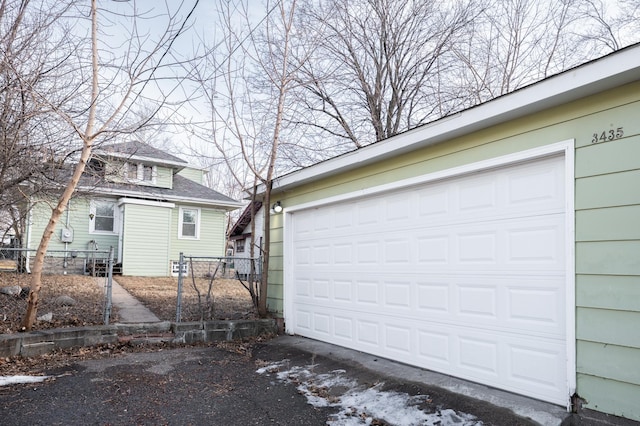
89 213 95 220
272 201 283 213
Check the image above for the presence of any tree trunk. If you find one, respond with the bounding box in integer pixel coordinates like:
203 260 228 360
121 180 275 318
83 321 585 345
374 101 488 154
21 0 99 331
258 181 272 317
20 140 93 330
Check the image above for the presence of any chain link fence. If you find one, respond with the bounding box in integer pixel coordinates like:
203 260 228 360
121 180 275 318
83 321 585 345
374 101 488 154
0 247 114 333
175 254 261 322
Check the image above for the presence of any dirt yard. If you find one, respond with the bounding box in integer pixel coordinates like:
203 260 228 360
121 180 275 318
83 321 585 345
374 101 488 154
115 276 257 322
0 273 257 334
0 273 112 334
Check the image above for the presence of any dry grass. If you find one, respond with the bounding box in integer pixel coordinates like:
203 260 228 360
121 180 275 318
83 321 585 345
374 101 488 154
0 273 114 334
115 275 257 321
0 273 256 335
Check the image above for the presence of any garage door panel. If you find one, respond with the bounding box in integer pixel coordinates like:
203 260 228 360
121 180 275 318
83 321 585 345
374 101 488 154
357 319 380 347
507 159 565 206
288 155 568 404
384 323 412 355
295 217 565 271
457 175 498 213
294 160 565 245
293 302 567 403
292 274 565 337
507 281 564 328
508 341 565 391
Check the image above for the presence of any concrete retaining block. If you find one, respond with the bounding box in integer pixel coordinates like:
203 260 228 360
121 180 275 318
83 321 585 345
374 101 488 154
21 341 55 357
0 334 21 356
0 319 277 357
116 322 172 335
173 319 278 344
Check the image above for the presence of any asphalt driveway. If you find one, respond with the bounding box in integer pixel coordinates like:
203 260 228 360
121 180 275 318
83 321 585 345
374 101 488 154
0 336 551 425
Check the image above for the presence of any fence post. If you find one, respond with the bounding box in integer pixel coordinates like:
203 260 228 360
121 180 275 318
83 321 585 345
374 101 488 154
104 246 114 325
176 252 184 322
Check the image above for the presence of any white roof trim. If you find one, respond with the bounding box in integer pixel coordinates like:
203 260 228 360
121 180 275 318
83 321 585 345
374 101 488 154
117 198 175 208
79 186 243 210
104 152 188 169
268 44 640 193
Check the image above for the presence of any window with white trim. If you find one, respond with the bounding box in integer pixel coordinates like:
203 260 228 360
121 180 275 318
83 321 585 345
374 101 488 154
141 164 155 183
90 200 118 233
179 207 200 239
123 162 157 184
124 162 138 180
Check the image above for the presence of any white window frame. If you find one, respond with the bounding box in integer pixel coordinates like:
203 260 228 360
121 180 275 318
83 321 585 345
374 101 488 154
123 162 157 185
140 163 157 184
89 199 119 234
235 238 245 253
178 207 200 240
123 162 138 181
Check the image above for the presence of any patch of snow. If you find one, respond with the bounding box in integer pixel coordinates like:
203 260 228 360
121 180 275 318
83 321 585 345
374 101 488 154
257 362 482 426
0 375 49 386
256 359 289 374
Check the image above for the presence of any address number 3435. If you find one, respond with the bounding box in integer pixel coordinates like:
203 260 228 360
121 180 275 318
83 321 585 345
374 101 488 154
592 127 624 144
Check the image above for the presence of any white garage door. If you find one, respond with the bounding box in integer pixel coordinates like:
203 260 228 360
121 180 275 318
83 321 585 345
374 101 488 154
287 154 568 404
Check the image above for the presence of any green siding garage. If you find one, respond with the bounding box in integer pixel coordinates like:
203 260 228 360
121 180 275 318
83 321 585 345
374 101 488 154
263 45 640 421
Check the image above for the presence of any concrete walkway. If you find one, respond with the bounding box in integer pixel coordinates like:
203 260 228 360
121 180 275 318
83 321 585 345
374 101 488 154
110 278 160 323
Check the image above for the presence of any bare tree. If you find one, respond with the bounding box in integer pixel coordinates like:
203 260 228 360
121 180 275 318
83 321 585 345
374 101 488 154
193 0 305 317
0 0 82 242
288 0 477 150
450 0 590 105
20 0 199 330
449 0 640 107
575 0 640 55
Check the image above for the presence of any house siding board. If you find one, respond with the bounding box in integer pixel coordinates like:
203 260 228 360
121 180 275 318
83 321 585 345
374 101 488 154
577 340 640 386
575 133 640 178
576 206 640 241
156 166 173 189
577 374 640 420
121 204 170 276
576 275 640 311
29 198 118 256
573 99 640 148
576 241 640 275
168 206 226 261
177 167 204 184
265 81 640 420
575 170 640 210
577 307 640 349
266 212 284 312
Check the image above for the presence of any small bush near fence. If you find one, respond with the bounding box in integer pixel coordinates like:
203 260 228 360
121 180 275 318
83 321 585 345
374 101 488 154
116 276 256 322
0 273 114 334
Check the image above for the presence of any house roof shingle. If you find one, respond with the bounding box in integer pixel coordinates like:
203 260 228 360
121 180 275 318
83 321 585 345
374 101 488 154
96 141 189 167
78 173 240 209
72 142 242 210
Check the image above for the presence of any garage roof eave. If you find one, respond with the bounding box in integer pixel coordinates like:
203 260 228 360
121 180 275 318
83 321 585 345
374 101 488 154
266 44 640 195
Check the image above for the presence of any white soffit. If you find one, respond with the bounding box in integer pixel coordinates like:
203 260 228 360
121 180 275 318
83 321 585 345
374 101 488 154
271 44 640 193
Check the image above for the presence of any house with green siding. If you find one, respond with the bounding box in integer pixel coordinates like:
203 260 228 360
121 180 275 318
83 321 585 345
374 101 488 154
26 141 241 276
260 44 640 421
